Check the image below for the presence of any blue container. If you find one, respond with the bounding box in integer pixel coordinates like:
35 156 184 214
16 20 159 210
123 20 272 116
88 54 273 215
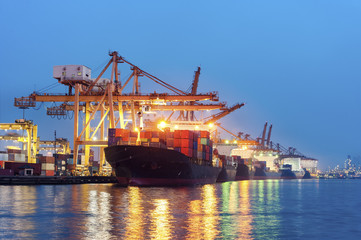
109 128 116 137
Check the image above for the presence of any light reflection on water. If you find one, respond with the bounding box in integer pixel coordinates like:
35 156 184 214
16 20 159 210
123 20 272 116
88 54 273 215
0 180 360 239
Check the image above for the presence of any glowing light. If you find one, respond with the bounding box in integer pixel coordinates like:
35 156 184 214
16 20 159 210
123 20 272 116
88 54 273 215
93 137 97 141
174 125 179 129
159 121 166 128
134 127 139 132
225 140 229 144
208 123 214 128
233 140 237 144
195 126 199 130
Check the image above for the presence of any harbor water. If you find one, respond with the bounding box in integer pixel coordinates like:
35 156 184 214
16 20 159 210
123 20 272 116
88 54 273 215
0 179 360 239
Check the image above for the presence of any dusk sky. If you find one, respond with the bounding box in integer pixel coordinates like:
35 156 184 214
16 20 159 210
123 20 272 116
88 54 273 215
1 0 360 170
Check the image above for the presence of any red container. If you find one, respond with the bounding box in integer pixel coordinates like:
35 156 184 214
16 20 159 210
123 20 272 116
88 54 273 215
115 129 130 138
181 148 193 157
0 160 4 169
130 131 138 138
115 128 122 137
200 131 210 138
165 131 174 139
45 170 54 176
205 145 210 153
122 137 129 142
174 130 181 139
4 162 41 175
159 131 166 140
140 132 145 138
151 131 159 138
174 139 181 147
181 139 192 148
7 149 21 154
166 139 174 147
181 130 193 140
145 131 152 139
39 156 55 164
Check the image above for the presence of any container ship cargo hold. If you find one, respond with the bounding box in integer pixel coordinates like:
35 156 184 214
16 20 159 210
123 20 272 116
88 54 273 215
104 128 222 186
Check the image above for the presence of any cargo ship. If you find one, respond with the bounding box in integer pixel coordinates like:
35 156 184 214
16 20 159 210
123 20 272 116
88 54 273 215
104 127 222 186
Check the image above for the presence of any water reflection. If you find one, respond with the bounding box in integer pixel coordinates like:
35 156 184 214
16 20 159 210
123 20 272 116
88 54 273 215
202 184 220 239
2 180 342 239
150 199 173 239
238 181 253 240
252 180 281 239
125 187 144 239
85 188 112 240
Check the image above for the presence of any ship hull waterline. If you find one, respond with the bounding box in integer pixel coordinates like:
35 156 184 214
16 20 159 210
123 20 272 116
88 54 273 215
104 145 222 186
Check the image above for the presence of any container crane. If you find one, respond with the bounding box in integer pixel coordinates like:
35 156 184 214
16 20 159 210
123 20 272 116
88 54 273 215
14 51 240 174
0 120 38 163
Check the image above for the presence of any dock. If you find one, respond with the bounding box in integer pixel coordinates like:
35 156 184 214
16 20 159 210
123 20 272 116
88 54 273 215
0 176 118 185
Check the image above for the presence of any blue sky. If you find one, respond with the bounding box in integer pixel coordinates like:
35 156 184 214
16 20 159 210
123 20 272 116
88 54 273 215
0 0 360 169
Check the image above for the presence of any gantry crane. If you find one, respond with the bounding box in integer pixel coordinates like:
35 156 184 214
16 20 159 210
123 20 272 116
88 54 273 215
14 51 240 173
0 120 38 163
38 138 70 154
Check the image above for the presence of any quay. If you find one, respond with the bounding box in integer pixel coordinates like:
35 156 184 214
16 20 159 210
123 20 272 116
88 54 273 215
0 176 118 185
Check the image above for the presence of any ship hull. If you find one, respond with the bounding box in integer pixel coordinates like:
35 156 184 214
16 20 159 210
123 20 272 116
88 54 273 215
216 165 237 182
104 145 221 186
251 167 282 180
235 164 250 180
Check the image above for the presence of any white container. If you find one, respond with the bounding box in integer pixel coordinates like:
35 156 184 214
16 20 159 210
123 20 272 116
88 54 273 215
41 163 55 171
0 153 8 161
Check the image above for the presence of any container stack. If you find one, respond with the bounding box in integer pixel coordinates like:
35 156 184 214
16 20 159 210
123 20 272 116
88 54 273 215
39 156 55 176
7 148 26 162
197 131 213 161
108 128 212 160
54 154 68 173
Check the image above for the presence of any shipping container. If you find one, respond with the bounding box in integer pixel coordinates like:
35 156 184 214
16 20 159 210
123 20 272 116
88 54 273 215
7 149 22 154
45 170 54 176
174 139 181 148
8 154 15 161
41 163 55 171
109 128 116 137
151 131 159 138
181 148 193 157
200 131 210 138
39 156 55 164
174 130 181 139
181 139 193 148
180 130 193 140
200 138 209 145
0 153 8 161
4 162 41 176
166 139 174 147
165 131 174 139
151 138 160 143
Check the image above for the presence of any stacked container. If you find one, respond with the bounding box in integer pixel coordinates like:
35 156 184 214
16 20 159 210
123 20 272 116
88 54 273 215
39 156 55 176
197 131 213 161
108 128 212 160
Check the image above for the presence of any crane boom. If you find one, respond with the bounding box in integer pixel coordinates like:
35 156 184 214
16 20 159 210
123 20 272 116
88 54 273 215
189 67 201 121
203 103 245 125
266 124 273 147
261 122 268 147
